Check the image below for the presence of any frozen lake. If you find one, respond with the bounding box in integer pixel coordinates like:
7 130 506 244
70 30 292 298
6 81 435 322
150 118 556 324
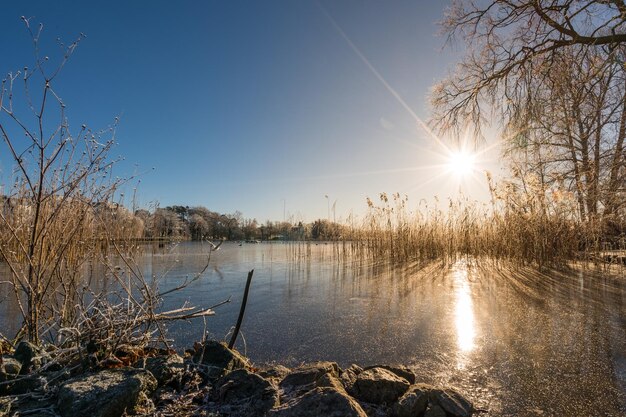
1 241 625 416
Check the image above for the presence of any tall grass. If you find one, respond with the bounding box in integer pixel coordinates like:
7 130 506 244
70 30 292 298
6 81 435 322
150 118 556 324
0 20 220 352
331 178 621 269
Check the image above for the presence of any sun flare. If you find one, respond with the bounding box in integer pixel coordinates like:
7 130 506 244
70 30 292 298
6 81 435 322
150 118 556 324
448 150 476 178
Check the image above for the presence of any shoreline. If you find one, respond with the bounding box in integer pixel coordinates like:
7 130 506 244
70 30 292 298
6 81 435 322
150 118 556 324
1 340 475 417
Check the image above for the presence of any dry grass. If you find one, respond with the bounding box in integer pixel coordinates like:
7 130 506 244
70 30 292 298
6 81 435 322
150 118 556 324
0 20 226 355
319 181 622 269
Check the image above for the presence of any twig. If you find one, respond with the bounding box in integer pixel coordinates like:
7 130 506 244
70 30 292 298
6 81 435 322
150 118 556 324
228 270 254 350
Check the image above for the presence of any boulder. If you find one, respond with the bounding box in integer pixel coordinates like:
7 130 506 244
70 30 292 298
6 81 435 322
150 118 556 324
0 357 21 381
363 365 416 384
1 356 50 396
424 405 447 417
340 364 362 393
13 342 48 373
214 369 279 416
135 354 184 386
315 373 346 392
429 388 473 417
259 364 291 382
5 396 55 417
280 362 339 389
192 341 249 379
57 368 157 417
0 396 12 415
270 387 367 417
392 383 432 417
1 375 47 395
352 367 410 404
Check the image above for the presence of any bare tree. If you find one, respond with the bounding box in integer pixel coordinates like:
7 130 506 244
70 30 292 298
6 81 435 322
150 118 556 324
241 218 259 240
0 19 130 343
151 208 185 238
502 46 626 219
189 213 209 240
221 211 242 240
432 0 626 133
0 21 220 351
432 1 626 224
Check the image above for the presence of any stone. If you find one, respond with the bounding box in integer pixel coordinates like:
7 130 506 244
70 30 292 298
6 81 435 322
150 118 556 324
424 405 447 417
359 401 392 417
340 364 362 393
259 364 291 382
214 369 279 416
392 383 432 417
192 341 249 379
57 368 157 417
429 388 473 417
0 396 12 416
5 396 55 417
13 342 48 373
135 354 184 386
269 387 367 417
0 356 50 396
280 362 339 389
363 364 416 384
2 375 47 395
352 367 410 404
0 357 21 381
315 373 346 392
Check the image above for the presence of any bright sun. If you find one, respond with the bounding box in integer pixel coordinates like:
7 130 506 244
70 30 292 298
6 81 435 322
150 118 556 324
448 151 476 177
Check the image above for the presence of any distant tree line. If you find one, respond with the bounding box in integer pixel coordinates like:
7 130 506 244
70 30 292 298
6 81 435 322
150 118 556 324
131 205 348 241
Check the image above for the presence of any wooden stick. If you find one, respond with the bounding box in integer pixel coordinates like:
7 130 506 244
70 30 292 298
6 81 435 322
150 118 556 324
228 270 254 350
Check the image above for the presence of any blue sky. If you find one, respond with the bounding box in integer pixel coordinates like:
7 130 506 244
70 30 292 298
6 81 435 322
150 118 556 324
0 1 501 223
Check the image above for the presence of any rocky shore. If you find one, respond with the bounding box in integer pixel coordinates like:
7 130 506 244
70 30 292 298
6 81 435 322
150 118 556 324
0 340 475 417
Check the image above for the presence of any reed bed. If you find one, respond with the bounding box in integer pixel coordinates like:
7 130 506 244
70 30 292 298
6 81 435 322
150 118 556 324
313 185 623 269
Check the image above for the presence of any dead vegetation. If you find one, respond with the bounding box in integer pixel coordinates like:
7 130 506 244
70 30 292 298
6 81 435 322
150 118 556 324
0 18 230 377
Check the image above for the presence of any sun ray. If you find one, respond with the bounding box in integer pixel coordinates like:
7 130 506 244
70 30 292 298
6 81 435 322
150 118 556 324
237 163 450 186
318 3 451 154
403 170 452 194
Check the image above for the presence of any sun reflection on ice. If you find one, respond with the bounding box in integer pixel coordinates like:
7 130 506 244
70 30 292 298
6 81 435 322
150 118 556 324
453 260 476 361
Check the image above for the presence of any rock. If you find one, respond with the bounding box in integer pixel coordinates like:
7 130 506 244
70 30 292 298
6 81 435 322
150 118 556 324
429 388 473 417
340 364 362 393
214 369 279 416
424 405 447 417
363 365 416 385
356 401 385 417
13 342 48 373
259 364 291 382
270 387 367 417
192 341 249 379
0 356 49 396
114 345 143 365
315 373 346 392
2 375 47 395
392 383 432 417
0 396 12 416
57 368 157 417
6 396 55 417
0 357 21 381
280 362 339 389
352 367 410 404
135 354 184 386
